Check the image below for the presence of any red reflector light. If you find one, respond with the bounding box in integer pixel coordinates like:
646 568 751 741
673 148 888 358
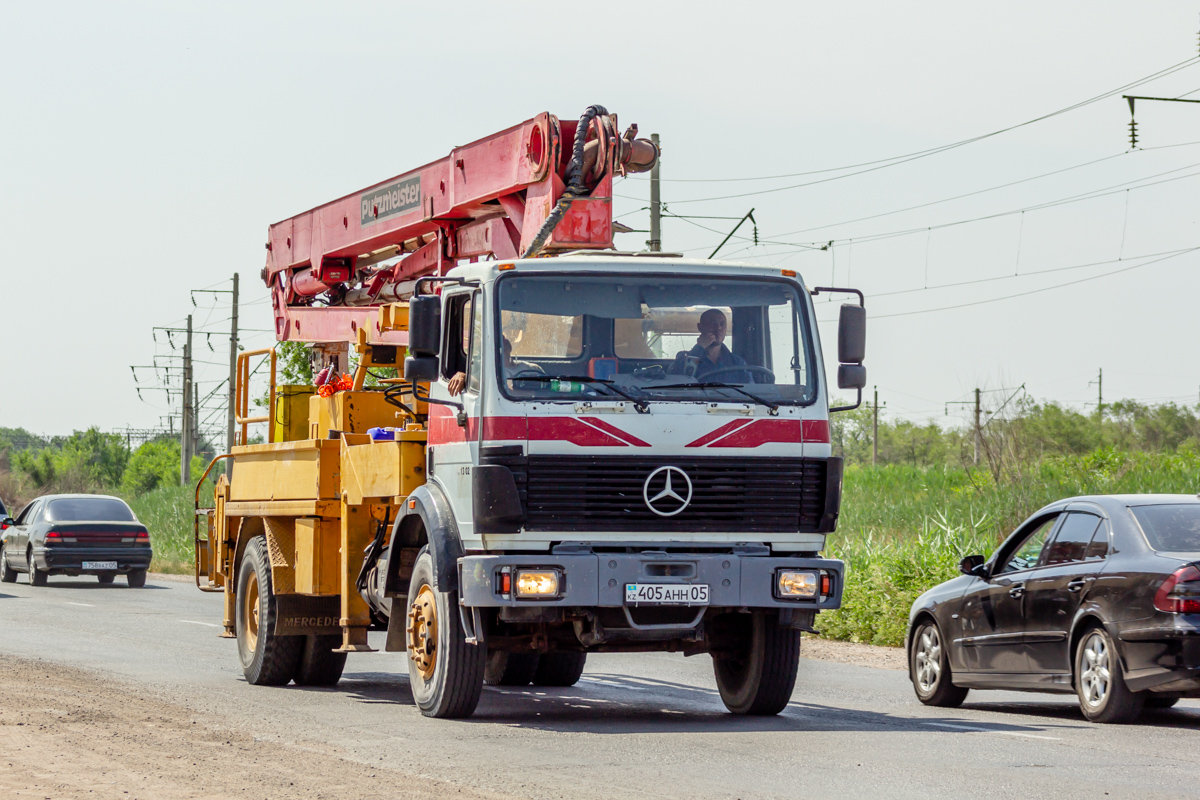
501 573 511 594
820 573 832 596
1155 565 1200 614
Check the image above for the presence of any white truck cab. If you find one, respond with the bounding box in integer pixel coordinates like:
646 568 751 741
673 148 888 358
382 253 865 716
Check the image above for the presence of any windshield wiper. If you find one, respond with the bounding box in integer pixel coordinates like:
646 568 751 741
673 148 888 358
645 381 779 413
513 375 650 413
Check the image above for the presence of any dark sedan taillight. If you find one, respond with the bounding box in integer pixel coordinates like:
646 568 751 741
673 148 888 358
45 530 62 542
136 531 149 543
1154 565 1200 613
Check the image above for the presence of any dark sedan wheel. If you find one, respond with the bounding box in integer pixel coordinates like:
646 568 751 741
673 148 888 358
910 620 969 708
97 573 115 585
1075 626 1143 724
0 550 16 583
126 569 147 588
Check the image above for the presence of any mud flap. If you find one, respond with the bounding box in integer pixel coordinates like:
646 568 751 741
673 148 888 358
273 594 341 636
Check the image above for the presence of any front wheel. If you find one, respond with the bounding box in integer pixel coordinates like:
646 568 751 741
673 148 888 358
236 537 303 686
405 547 485 718
1076 626 1143 724
0 550 16 583
712 611 800 715
910 620 969 708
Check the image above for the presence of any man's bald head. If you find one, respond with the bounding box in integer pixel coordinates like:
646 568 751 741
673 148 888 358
696 308 728 360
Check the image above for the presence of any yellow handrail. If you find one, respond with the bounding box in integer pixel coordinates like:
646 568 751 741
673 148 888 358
235 347 277 446
193 453 233 591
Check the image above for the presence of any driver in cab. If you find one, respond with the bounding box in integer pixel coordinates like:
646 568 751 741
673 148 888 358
669 308 757 384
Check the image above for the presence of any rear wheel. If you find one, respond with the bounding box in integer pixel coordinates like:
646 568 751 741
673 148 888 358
533 652 587 687
405 547 485 718
910 620 969 708
712 611 800 715
126 570 147 588
484 651 540 686
1076 625 1143 724
236 537 302 686
294 635 347 687
0 550 16 583
97 573 115 585
27 551 46 587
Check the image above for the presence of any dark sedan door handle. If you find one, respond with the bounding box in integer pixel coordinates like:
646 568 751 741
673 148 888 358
1009 585 1025 598
1067 580 1087 593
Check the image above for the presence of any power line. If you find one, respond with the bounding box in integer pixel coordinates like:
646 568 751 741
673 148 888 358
619 56 1200 199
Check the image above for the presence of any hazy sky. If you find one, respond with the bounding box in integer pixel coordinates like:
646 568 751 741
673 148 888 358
2 1 1198 436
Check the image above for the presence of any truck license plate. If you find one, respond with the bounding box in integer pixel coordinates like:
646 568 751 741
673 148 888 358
83 561 117 570
625 583 709 605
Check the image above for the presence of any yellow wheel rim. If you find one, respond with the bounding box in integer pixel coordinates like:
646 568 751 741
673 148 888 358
244 570 260 652
406 585 438 680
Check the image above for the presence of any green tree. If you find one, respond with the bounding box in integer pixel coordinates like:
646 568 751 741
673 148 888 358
122 438 201 494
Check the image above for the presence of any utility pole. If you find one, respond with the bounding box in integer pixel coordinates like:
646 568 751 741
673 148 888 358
181 315 193 485
1090 368 1104 419
871 386 886 466
647 133 661 252
974 388 982 466
227 273 239 459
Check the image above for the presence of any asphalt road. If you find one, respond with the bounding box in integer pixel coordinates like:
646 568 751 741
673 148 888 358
1 574 1198 800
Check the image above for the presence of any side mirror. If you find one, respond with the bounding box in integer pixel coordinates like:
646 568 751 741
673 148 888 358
837 303 865 365
959 554 987 577
408 294 442 358
837 364 867 390
0 517 13 530
404 356 440 383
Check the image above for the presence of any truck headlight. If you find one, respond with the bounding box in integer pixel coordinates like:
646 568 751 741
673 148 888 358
515 569 561 599
776 570 818 599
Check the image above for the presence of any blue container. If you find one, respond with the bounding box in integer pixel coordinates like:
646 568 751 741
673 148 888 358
367 427 396 442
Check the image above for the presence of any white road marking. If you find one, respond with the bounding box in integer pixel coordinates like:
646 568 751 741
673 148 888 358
923 721 1060 740
65 602 95 607
179 620 222 628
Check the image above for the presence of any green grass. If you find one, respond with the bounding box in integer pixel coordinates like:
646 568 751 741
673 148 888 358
124 482 212 574
819 449 1200 646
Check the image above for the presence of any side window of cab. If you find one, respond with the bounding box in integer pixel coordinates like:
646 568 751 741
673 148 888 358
441 294 473 383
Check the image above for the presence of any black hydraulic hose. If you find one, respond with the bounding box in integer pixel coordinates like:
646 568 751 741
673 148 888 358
521 104 608 258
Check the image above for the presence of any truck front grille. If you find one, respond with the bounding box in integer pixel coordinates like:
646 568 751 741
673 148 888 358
521 455 827 533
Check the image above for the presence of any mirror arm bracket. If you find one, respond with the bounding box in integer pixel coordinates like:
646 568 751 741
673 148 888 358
829 387 862 414
411 380 468 427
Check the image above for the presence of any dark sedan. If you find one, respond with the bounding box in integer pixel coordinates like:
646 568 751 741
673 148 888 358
907 494 1200 723
0 494 152 587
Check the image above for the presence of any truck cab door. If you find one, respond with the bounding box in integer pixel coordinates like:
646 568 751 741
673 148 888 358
430 289 484 536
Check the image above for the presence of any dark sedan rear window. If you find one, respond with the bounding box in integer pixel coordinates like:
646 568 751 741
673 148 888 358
45 498 136 523
1132 505 1200 552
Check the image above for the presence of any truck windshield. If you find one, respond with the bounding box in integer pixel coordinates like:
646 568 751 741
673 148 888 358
496 274 816 405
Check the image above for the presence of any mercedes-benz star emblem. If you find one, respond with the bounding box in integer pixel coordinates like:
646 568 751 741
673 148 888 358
643 466 693 517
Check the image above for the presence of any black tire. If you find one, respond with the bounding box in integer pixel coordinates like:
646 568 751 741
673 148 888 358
533 652 587 687
910 620 969 708
125 569 147 588
405 547 485 718
0 549 16 583
236 537 303 686
97 573 115 585
294 635 347 687
484 651 541 686
1076 625 1143 724
27 551 46 587
712 611 800 715
1145 695 1180 710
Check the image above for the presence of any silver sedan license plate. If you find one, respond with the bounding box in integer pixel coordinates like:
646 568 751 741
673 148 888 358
83 561 118 570
625 583 709 606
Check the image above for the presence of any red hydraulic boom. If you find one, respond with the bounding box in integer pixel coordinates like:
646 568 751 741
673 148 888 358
263 105 659 345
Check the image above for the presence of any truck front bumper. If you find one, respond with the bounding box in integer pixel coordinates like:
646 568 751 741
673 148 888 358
458 549 843 611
